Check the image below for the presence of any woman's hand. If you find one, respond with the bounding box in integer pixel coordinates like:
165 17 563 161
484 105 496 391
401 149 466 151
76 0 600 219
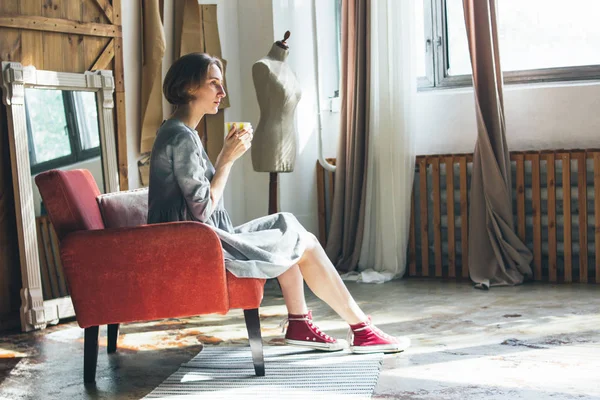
216 123 254 167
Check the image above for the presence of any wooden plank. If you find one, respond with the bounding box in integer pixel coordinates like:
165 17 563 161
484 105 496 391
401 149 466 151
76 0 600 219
595 152 600 283
14 0 39 16
562 153 572 283
0 15 122 37
547 153 557 283
0 27 22 63
432 158 442 277
42 32 64 71
35 218 51 300
409 189 417 276
577 152 588 283
419 158 429 277
316 162 327 246
40 2 65 71
93 0 114 24
63 0 85 72
515 154 526 242
446 156 456 278
49 224 67 297
40 218 60 298
529 153 542 280
113 37 125 90
112 0 122 25
459 156 469 279
113 34 128 189
90 37 115 71
115 91 128 190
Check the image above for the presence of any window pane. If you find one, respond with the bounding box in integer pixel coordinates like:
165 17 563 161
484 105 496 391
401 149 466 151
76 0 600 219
72 91 100 150
446 0 471 76
446 0 600 76
496 0 600 71
25 88 71 164
416 0 426 77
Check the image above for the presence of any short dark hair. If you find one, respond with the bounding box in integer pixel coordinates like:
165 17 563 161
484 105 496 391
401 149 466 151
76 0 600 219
163 53 223 105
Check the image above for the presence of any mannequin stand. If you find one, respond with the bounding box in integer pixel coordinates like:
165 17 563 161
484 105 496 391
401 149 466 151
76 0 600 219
269 173 278 215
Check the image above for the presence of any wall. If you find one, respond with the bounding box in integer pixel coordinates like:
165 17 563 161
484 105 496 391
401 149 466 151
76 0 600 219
121 0 142 190
415 82 600 155
227 0 328 234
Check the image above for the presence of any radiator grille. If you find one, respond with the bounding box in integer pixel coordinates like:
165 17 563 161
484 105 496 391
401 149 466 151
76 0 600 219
317 150 600 283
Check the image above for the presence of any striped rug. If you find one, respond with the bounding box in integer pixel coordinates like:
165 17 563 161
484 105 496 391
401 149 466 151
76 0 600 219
144 345 384 399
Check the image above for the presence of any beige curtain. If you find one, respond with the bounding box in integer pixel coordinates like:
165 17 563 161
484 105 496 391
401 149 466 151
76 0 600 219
325 0 370 272
176 0 229 163
140 0 166 154
463 0 532 288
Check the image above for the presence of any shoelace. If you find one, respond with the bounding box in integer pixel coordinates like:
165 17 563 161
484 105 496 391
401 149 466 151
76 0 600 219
280 317 332 341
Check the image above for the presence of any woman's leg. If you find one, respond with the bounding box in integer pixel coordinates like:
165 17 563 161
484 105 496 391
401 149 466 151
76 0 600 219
294 233 367 325
279 232 409 353
277 265 309 315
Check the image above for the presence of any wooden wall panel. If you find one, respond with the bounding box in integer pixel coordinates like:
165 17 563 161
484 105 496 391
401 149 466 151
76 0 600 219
0 0 127 330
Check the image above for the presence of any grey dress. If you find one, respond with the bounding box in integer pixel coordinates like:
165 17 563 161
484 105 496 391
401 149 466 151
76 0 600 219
147 118 308 279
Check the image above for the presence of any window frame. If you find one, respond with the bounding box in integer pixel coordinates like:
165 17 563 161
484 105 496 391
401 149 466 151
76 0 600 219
420 0 600 90
27 90 101 175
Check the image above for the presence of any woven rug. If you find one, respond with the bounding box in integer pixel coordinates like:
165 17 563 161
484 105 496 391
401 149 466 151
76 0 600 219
144 345 384 399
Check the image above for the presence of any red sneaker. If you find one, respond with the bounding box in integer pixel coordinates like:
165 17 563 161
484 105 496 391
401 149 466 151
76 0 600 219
348 316 410 354
281 310 345 351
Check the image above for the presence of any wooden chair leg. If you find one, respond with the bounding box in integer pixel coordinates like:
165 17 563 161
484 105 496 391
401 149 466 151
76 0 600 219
84 326 99 383
243 308 265 376
107 324 119 354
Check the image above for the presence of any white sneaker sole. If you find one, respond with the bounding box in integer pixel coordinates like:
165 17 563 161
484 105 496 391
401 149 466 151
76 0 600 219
350 338 411 354
285 339 346 352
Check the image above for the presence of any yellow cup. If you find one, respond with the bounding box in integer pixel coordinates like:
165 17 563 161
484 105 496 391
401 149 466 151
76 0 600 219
224 122 252 137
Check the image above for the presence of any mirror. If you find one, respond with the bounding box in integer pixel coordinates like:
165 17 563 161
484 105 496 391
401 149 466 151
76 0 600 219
27 88 106 216
1 62 119 332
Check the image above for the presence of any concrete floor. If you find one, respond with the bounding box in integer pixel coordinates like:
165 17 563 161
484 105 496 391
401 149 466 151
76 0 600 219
0 279 599 400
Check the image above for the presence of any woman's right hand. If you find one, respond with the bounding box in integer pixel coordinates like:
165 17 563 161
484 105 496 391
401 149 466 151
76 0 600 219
216 123 254 166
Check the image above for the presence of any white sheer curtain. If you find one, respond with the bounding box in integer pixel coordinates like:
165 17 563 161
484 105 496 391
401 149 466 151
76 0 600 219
348 0 417 283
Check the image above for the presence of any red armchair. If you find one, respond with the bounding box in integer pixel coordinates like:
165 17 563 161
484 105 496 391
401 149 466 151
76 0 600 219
35 169 267 383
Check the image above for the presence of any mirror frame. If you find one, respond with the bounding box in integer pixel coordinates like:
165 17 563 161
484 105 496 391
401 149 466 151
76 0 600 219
1 62 119 331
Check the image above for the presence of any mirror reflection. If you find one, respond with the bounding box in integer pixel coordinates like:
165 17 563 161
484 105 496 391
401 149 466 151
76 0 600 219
25 88 105 302
25 88 105 218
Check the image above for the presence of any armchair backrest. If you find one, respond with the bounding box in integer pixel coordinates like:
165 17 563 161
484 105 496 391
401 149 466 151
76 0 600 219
35 169 105 241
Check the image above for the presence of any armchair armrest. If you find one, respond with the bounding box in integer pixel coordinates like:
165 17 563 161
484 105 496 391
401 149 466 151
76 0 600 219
60 222 229 328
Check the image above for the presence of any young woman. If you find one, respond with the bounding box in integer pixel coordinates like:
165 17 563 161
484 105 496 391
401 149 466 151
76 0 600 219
148 53 409 354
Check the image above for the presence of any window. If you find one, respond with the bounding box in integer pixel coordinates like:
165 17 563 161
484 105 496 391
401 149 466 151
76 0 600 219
420 0 600 88
25 89 101 174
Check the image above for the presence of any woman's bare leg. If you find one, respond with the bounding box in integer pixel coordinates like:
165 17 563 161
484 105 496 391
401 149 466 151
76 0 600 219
277 265 309 315
293 233 367 325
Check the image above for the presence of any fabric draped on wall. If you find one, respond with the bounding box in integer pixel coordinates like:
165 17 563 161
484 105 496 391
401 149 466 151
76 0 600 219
353 0 417 283
176 0 230 163
140 0 166 154
325 0 370 272
463 0 533 288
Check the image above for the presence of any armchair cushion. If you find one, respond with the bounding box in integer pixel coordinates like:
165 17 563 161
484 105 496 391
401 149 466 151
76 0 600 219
97 188 149 228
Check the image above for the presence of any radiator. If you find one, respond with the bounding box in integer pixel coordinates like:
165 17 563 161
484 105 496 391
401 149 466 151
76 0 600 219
317 150 600 284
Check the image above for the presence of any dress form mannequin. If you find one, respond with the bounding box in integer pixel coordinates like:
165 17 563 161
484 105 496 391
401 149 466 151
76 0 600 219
252 32 302 173
252 32 302 214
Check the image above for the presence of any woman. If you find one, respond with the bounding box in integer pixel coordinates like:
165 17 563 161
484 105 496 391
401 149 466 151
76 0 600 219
148 53 409 354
